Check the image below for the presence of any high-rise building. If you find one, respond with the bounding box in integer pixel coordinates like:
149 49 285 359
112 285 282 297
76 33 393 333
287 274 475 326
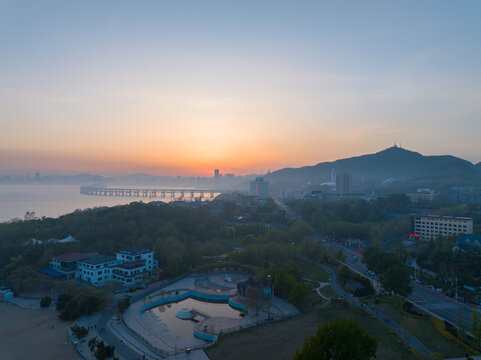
250 177 270 199
410 215 473 241
406 189 439 203
214 169 220 179
336 173 352 194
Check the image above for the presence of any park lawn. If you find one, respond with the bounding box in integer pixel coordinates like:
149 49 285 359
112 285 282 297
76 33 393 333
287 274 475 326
319 285 339 299
294 258 330 282
308 286 331 306
206 301 416 360
374 301 466 358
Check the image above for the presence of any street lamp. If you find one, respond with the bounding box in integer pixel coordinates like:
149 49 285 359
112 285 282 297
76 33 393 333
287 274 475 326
455 277 458 302
267 275 272 320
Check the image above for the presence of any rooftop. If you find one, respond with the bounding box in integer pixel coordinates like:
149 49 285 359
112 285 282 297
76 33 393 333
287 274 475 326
47 235 79 244
116 248 152 256
455 234 481 253
52 252 90 262
80 255 116 265
412 214 473 221
460 234 481 242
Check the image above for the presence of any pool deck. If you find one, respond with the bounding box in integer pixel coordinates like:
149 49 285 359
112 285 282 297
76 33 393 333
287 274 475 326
122 273 300 357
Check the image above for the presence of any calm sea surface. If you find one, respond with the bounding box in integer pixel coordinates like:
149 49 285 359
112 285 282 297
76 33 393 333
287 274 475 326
0 184 173 223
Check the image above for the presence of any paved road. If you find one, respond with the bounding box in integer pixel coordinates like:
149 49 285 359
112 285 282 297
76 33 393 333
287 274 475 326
94 285 173 360
326 240 479 329
96 302 152 360
92 275 197 360
408 282 477 329
302 257 432 358
272 200 473 356
285 196 480 330
272 196 301 220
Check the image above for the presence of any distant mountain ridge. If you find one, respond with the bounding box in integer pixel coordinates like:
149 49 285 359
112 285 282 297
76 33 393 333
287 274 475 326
266 146 481 186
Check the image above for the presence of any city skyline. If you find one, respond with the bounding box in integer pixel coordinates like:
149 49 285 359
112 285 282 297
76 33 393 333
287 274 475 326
1 1 481 176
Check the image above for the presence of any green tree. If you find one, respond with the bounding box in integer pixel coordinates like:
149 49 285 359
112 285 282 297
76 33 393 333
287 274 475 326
59 300 79 320
294 318 377 360
381 264 412 304
471 311 481 345
290 282 309 306
289 221 315 244
117 298 131 313
78 296 101 315
166 252 184 275
88 337 115 360
40 296 52 308
363 246 400 275
202 239 224 256
71 325 89 340
7 265 38 292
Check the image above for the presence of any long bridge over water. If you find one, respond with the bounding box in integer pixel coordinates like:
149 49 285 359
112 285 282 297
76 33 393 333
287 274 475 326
80 186 222 199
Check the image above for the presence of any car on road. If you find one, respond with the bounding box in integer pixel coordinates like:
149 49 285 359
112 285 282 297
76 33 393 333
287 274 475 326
368 271 375 276
436 288 444 293
352 256 358 262
124 292 132 297
415 280 424 284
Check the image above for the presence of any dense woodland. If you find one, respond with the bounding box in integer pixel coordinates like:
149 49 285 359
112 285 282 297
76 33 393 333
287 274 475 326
0 199 321 307
2 195 480 309
363 246 412 300
288 194 413 241
289 195 481 242
418 236 481 287
0 202 226 283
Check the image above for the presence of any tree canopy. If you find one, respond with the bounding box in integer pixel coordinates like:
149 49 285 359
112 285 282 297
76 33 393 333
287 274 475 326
288 195 412 241
363 246 412 299
294 318 377 360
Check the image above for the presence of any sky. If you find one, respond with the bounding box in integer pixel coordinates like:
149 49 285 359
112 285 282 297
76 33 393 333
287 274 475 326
1 0 480 176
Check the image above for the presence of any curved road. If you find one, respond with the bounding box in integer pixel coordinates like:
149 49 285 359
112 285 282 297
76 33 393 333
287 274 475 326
94 288 169 360
302 257 432 358
330 242 479 329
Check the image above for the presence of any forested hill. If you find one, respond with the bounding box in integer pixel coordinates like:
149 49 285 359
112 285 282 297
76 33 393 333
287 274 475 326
265 146 481 185
0 202 225 252
0 202 229 277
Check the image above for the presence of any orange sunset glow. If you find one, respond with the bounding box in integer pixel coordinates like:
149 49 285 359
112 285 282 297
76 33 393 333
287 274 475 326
1 1 481 176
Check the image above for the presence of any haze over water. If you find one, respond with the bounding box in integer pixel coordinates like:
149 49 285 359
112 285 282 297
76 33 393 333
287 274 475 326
0 184 174 223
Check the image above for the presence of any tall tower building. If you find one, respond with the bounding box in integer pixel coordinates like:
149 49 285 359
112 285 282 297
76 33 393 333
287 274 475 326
336 173 352 194
250 177 270 199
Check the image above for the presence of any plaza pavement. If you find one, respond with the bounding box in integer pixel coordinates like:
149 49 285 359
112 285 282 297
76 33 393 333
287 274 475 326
120 274 299 358
8 295 55 310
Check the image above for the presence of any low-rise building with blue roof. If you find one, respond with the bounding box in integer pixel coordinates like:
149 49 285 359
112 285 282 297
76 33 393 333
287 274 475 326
452 234 481 254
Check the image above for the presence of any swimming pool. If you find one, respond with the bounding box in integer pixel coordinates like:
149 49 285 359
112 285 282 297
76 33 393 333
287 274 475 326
138 291 248 345
144 297 243 340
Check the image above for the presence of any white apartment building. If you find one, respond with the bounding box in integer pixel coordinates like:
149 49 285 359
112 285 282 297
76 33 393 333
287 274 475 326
78 255 121 285
411 215 473 241
50 248 158 286
111 248 158 284
115 248 156 272
407 189 439 203
49 252 91 279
